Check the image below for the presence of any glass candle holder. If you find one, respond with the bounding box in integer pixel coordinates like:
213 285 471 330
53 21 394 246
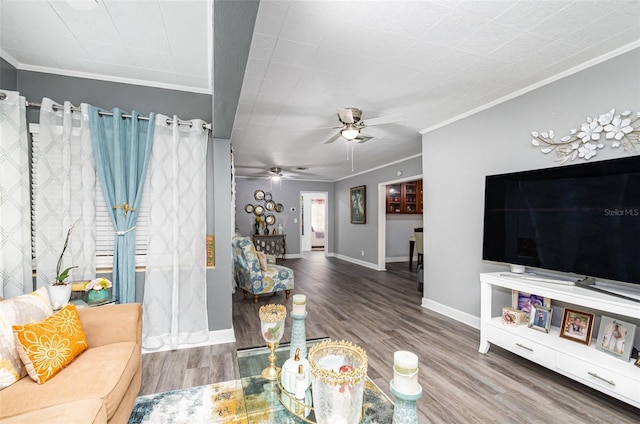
308 340 368 424
259 304 287 380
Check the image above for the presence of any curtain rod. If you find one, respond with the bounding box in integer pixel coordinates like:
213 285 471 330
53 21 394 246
22 100 211 131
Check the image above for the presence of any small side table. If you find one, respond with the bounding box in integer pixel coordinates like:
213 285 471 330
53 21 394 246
253 234 286 259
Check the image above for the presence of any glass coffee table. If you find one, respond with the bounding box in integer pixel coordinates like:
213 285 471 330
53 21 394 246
236 338 394 423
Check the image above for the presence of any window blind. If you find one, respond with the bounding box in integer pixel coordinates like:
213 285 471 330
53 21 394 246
29 124 149 270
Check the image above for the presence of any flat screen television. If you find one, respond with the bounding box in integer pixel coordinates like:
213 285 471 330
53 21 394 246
482 155 640 287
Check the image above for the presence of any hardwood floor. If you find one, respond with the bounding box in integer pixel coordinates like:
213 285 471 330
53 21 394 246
140 252 639 423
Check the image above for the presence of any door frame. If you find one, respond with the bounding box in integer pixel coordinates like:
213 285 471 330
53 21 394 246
300 191 329 255
377 174 423 270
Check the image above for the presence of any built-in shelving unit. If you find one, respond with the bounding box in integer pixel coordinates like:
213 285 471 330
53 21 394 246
479 272 640 408
386 180 422 214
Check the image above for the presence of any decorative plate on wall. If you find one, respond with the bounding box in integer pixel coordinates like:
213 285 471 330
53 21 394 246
254 205 265 216
265 200 276 211
275 203 284 213
244 204 254 213
265 214 275 225
254 190 265 201
264 192 273 201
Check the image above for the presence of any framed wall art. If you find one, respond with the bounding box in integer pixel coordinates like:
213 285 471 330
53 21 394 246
560 308 595 346
350 185 366 224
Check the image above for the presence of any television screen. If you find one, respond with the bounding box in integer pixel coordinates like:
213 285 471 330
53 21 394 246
483 155 640 285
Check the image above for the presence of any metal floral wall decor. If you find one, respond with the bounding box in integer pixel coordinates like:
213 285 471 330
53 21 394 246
531 109 640 164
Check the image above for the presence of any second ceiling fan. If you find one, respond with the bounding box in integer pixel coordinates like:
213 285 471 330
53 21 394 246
324 107 400 144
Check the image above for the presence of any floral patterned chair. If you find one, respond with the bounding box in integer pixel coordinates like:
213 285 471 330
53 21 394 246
232 237 294 303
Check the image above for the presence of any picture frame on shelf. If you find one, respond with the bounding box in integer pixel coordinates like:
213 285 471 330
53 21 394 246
502 307 527 326
528 305 552 333
559 308 595 345
350 185 366 224
595 316 636 361
512 291 550 318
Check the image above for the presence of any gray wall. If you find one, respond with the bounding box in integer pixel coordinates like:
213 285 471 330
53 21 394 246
209 139 233 330
235 178 335 255
386 214 423 259
422 48 640 318
1 57 17 90
17 71 212 124
334 156 422 264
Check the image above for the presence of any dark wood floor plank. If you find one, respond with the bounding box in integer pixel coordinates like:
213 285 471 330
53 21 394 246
139 252 639 423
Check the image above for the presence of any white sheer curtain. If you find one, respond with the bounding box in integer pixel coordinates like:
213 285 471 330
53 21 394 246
35 98 96 287
0 91 31 298
143 115 209 349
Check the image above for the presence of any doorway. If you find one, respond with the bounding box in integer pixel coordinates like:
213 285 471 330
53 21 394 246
300 192 328 254
377 175 423 271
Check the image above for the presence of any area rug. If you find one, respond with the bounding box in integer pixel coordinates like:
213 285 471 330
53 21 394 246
128 378 394 424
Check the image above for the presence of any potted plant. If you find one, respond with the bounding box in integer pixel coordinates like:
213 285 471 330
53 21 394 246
84 278 113 303
48 226 77 309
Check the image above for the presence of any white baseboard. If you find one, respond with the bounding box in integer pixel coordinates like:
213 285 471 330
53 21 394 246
421 298 480 329
333 253 380 270
142 328 236 354
284 253 302 259
385 256 410 263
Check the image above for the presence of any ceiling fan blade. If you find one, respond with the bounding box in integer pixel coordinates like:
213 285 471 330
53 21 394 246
296 125 343 132
362 115 403 126
324 133 341 144
337 108 355 124
356 135 373 144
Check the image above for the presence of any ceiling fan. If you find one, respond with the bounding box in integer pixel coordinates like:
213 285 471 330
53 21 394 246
323 107 401 144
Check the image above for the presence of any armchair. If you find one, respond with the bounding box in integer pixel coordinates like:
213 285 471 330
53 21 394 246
232 237 294 303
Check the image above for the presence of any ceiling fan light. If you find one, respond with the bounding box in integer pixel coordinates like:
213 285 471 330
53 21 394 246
271 175 281 182
341 125 360 140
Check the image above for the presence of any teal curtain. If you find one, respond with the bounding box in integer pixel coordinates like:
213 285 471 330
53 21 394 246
88 107 155 303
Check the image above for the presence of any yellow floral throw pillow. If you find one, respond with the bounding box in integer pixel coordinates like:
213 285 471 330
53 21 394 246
12 304 88 384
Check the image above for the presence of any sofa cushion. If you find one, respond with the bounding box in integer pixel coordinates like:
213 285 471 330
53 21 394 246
0 398 107 424
13 304 88 384
0 341 140 420
0 287 53 390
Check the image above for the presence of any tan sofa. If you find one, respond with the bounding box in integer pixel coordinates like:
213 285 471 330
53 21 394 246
0 303 143 424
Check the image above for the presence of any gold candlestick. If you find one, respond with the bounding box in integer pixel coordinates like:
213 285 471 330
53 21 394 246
262 341 280 380
259 304 287 380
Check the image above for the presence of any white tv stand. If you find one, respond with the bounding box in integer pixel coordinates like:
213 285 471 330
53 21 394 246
479 272 640 408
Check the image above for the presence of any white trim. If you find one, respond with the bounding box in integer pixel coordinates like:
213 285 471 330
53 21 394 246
11 61 211 95
421 298 480 329
299 191 329 255
235 175 333 183
334 153 423 182
385 256 410 263
420 41 640 135
333 253 382 271
284 253 302 259
0 51 19 68
377 174 423 272
142 328 236 354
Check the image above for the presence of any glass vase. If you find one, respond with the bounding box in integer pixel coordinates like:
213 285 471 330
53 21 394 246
308 340 368 424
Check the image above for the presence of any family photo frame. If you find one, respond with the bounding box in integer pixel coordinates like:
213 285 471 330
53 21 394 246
528 305 552 333
560 308 595 345
512 291 550 318
350 185 366 224
595 316 636 361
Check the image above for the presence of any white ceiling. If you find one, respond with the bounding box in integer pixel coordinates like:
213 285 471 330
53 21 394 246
2 1 639 181
0 0 211 93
